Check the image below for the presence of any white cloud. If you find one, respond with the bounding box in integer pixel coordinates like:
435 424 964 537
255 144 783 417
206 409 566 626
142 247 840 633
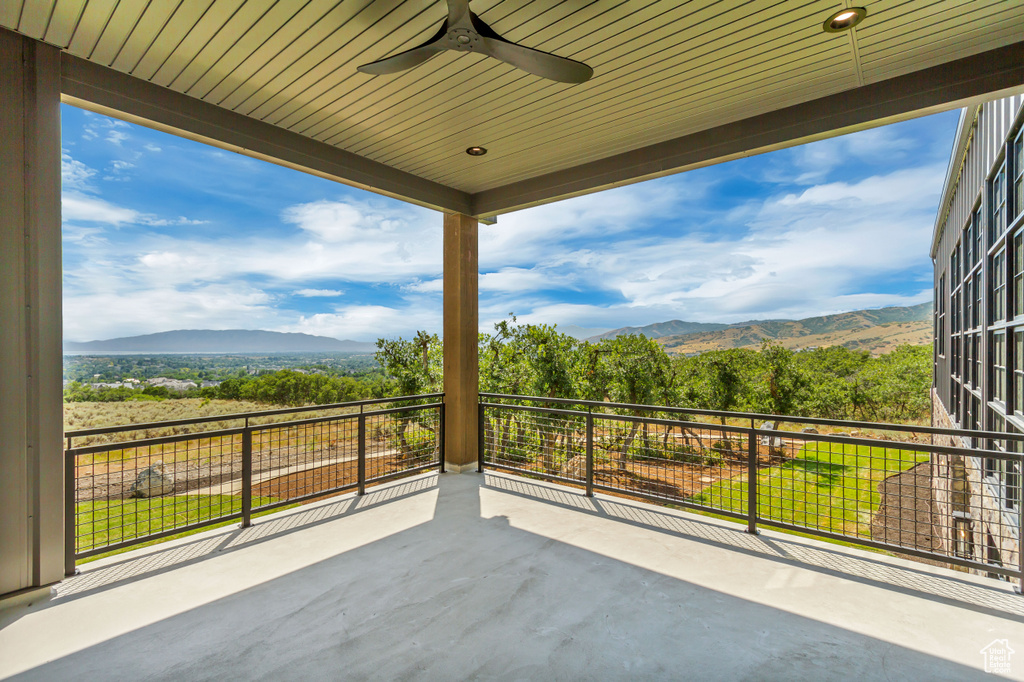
789 126 918 184
144 144 162 152
476 162 946 328
62 191 139 225
143 216 210 226
288 304 441 341
123 199 440 287
61 152 96 190
63 280 279 341
294 288 344 297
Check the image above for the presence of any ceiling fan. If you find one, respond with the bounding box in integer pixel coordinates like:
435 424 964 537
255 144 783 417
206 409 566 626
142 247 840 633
357 0 594 84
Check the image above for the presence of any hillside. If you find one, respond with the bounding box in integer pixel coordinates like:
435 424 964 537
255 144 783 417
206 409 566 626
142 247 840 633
657 303 932 355
591 320 730 340
64 330 376 353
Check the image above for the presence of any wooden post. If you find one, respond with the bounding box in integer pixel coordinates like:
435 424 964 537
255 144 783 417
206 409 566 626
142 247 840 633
0 30 63 596
443 213 479 471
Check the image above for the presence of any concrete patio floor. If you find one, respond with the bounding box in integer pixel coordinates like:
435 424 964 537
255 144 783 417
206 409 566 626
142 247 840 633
2 470 1024 680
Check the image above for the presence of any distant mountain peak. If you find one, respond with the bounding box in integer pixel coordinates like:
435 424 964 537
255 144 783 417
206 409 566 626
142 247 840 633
64 329 376 354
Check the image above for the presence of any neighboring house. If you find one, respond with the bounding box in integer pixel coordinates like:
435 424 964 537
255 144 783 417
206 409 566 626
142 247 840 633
931 94 1024 575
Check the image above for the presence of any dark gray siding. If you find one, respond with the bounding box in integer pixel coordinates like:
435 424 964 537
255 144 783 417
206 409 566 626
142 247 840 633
932 95 1024 433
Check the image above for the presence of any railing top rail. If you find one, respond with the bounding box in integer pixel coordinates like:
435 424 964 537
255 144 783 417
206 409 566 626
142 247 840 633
65 393 444 439
479 392 1022 443
67 426 247 455
248 401 442 431
481 400 1024 460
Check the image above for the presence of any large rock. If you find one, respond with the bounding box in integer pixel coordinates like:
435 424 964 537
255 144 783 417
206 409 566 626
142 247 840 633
801 427 819 434
129 462 174 498
758 422 782 448
560 454 586 479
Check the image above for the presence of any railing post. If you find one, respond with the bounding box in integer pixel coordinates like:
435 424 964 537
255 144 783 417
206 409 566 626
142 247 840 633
64 449 77 577
439 401 446 473
747 424 758 535
358 409 366 495
240 423 253 528
586 409 594 497
477 402 485 473
1018 488 1024 594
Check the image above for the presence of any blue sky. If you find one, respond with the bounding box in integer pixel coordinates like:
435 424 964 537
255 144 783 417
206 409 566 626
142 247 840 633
61 103 958 342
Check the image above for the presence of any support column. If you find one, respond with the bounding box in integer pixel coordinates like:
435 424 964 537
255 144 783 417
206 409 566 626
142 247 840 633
0 29 64 597
442 213 479 471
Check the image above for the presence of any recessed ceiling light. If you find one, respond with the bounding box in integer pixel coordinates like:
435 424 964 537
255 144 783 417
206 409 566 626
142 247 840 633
823 7 867 33
466 146 488 156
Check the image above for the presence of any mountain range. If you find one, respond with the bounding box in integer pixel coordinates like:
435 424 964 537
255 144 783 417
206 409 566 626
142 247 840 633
64 330 376 354
592 303 932 355
64 303 933 355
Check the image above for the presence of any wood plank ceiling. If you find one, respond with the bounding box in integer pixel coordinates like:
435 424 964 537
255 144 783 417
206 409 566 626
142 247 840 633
3 0 1024 208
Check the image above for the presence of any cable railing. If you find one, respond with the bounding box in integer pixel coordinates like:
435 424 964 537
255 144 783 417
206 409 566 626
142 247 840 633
479 393 1024 588
63 389 1024 591
64 394 443 574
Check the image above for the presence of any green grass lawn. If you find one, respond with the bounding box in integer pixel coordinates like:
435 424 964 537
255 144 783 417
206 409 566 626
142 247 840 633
75 494 292 562
694 442 929 538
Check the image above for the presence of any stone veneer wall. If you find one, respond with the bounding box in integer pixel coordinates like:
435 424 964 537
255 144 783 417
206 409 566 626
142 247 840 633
931 389 1020 574
931 389 962 559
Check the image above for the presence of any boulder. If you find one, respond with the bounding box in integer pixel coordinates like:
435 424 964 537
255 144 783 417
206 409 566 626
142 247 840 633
560 454 586 479
801 427 819 434
758 422 782 448
129 462 174 498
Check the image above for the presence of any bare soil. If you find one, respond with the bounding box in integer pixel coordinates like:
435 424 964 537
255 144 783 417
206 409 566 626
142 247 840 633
870 461 948 567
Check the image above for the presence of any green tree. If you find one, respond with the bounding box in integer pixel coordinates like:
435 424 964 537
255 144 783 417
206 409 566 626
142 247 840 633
679 349 756 423
375 332 442 457
750 340 807 430
600 334 676 466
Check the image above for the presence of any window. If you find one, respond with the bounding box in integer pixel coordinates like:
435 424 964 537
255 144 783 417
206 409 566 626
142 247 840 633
1015 129 1023 221
966 220 975 269
985 417 1021 513
1008 429 1022 512
992 331 1006 404
974 272 983 329
965 333 972 386
1014 231 1024 317
992 249 1006 322
937 275 946 355
952 335 961 377
975 333 983 388
965 278 974 330
952 513 974 559
1016 331 1024 417
966 333 981 388
975 205 985 263
951 241 961 287
952 288 961 333
992 163 1006 244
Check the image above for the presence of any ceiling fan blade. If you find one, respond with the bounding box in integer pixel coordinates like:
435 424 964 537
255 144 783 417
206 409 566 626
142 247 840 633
357 22 448 75
446 0 470 26
480 38 593 83
470 13 593 84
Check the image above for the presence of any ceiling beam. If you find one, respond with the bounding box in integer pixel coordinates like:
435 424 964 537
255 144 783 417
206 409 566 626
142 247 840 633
58 51 473 216
472 41 1024 218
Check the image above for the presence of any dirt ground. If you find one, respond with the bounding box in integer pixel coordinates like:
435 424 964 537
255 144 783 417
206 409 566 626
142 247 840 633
252 455 432 500
870 462 949 567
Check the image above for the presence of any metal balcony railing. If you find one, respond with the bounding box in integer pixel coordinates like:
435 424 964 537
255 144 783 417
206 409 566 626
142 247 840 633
479 393 1024 590
64 394 443 574
63 390 1024 592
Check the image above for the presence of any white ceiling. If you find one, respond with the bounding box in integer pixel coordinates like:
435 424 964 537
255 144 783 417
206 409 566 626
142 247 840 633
3 0 1024 213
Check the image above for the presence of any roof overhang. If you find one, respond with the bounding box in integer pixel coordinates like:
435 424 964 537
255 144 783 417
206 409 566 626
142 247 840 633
4 1 1024 219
